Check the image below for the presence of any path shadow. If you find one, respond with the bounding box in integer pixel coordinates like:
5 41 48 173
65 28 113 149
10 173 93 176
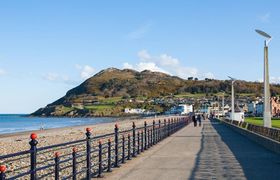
189 119 280 180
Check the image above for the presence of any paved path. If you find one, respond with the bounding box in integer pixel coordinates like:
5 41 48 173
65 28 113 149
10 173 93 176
102 120 280 180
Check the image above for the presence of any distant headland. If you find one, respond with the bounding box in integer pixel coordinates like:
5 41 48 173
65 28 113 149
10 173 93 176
31 68 280 117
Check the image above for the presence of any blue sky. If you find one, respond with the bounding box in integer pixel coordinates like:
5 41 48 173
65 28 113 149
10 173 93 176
0 0 279 113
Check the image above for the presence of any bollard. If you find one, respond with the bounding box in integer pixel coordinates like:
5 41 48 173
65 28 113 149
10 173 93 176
85 128 92 180
107 139 112 172
137 131 140 154
72 147 77 180
132 122 136 157
127 134 131 160
141 130 144 152
97 140 103 178
0 165 6 180
29 133 38 180
54 152 60 180
144 121 147 150
153 120 155 145
122 135 125 164
114 124 120 167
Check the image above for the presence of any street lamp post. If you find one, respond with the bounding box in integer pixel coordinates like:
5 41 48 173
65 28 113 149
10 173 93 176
228 76 236 121
217 96 220 119
256 29 272 128
222 92 225 117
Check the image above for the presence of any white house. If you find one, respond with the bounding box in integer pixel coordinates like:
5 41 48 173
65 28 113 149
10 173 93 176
247 101 258 115
227 106 245 122
177 104 193 114
124 108 145 114
256 102 264 116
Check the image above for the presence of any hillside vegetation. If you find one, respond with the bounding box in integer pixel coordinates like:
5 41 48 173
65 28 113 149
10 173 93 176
31 68 280 117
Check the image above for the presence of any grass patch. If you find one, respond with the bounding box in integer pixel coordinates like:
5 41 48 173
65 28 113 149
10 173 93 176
60 106 74 113
174 93 206 98
245 117 280 129
99 97 122 104
84 104 114 111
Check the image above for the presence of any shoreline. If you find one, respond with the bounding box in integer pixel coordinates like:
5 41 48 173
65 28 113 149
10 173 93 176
0 115 179 155
0 114 144 137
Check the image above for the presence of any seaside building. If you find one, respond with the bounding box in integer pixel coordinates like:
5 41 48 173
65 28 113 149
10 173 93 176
247 101 258 115
271 97 280 117
124 108 145 114
227 105 245 122
256 102 264 116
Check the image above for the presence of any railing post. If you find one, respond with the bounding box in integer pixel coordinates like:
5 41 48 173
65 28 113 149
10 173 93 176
98 140 103 178
127 134 131 160
54 152 60 180
132 122 136 157
107 139 112 172
141 130 144 152
85 128 92 180
150 129 152 146
147 128 150 148
171 119 174 134
72 147 77 180
168 119 170 136
144 121 147 150
158 120 161 142
137 131 140 154
114 124 120 167
0 165 6 180
153 120 156 145
122 135 125 164
29 133 38 180
164 119 166 138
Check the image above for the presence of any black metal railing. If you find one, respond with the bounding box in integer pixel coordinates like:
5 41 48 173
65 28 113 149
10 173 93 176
222 119 280 142
0 116 191 179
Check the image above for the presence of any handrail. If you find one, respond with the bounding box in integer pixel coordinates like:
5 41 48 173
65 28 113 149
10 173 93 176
220 118 280 142
0 116 191 180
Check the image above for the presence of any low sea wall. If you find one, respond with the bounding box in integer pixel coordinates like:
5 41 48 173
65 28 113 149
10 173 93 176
219 119 280 154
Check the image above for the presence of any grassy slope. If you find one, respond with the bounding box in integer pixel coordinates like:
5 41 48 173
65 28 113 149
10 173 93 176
245 117 280 129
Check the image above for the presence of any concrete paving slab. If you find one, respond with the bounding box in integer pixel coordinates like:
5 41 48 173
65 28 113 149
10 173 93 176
102 120 280 180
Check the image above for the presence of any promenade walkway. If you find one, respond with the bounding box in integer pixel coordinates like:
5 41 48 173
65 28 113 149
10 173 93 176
103 120 280 180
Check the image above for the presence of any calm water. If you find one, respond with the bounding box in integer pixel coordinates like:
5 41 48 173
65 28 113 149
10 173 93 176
0 114 116 135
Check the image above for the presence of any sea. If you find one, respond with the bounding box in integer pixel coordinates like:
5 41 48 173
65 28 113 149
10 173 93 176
0 114 116 135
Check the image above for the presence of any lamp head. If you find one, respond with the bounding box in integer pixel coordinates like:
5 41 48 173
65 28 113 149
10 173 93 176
255 29 272 46
228 76 236 81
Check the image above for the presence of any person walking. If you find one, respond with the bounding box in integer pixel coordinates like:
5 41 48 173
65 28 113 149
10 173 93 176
197 114 202 127
192 114 197 127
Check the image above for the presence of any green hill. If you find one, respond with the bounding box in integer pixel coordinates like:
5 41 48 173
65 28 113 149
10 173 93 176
31 68 280 117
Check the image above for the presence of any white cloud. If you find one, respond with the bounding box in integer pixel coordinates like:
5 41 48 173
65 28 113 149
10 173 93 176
123 50 214 80
76 65 95 80
0 69 6 76
123 62 134 69
127 22 152 39
43 72 70 82
257 77 280 84
137 50 151 61
259 13 270 23
270 76 280 84
124 62 169 74
159 54 179 66
202 72 215 79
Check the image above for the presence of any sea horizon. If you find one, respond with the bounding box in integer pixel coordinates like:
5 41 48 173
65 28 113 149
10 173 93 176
0 114 116 135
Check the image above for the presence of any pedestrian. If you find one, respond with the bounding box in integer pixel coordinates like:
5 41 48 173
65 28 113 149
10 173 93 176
192 114 197 127
197 114 202 127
